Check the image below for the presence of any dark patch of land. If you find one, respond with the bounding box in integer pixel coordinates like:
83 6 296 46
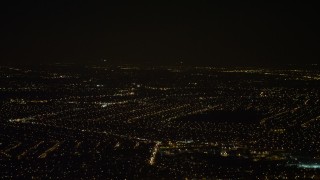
176 110 262 124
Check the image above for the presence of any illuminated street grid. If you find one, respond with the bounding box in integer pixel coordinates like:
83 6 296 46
0 64 320 178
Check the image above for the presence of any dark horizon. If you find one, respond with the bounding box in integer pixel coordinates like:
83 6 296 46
1 1 319 66
1 58 319 69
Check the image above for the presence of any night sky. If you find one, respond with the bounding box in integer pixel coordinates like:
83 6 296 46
1 1 319 66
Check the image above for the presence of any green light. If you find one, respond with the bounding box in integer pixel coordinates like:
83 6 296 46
298 164 320 169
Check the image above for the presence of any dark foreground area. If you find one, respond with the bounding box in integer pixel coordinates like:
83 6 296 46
1 64 320 178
